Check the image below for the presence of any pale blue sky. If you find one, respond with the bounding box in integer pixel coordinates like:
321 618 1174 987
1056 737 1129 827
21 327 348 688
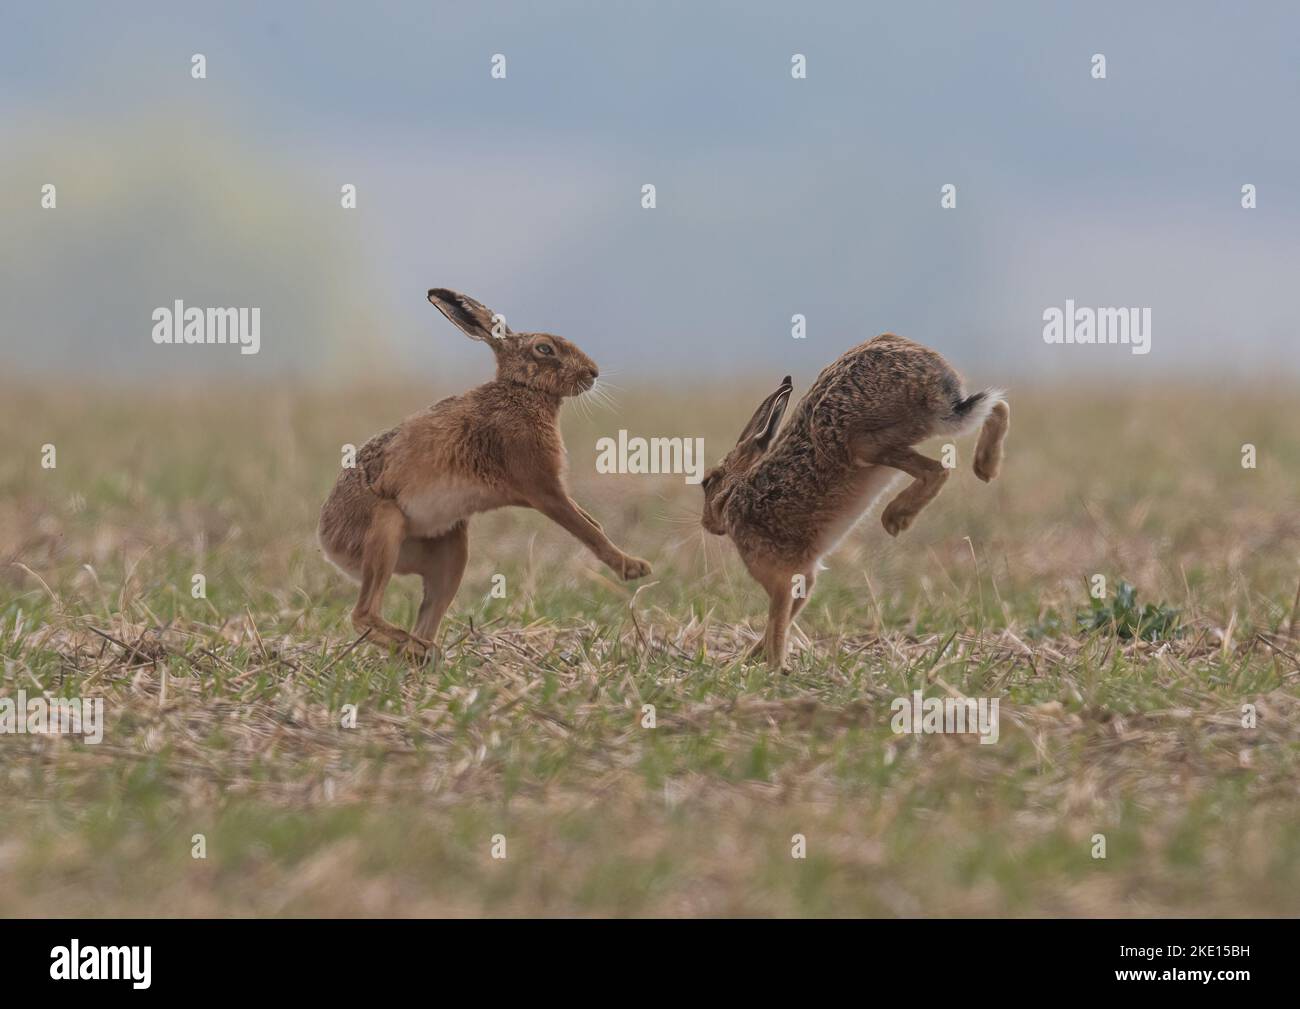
3 1 1297 383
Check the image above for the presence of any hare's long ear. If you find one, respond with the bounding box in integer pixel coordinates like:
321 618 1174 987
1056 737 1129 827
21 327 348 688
427 288 509 345
738 375 794 452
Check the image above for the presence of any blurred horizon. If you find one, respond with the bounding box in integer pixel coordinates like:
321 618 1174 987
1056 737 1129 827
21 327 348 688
4 1 1299 384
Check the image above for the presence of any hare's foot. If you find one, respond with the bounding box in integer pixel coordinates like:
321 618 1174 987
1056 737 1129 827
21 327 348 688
876 448 949 537
973 438 1002 482
881 500 917 537
620 555 652 580
973 400 1010 482
400 633 433 665
352 613 430 663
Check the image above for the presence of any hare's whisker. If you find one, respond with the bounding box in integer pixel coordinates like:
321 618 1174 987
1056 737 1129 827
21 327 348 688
587 382 619 412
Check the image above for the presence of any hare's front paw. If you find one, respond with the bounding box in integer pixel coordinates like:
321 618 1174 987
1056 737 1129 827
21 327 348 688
621 555 652 580
881 503 915 537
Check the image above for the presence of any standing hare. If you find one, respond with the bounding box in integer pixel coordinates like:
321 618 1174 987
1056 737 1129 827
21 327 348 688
319 288 651 660
701 334 1009 671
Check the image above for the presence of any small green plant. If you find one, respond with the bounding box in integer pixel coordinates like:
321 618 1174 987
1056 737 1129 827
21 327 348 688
1077 580 1181 641
1025 610 1064 640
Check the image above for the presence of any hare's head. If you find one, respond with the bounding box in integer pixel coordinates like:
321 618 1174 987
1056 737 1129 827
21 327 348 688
701 376 793 535
428 288 599 398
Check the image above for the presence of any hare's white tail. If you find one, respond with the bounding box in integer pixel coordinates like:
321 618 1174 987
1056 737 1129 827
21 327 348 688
935 388 1009 481
940 387 1006 435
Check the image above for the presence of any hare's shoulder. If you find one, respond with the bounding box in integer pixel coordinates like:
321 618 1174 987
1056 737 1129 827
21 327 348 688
417 392 468 419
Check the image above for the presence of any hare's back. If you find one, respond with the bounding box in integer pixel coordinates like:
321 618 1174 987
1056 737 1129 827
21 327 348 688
812 334 963 428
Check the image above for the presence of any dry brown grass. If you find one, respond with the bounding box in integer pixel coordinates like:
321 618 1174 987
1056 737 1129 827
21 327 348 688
1 379 1299 915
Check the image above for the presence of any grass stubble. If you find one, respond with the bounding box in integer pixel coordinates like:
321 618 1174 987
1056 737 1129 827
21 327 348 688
1 379 1298 916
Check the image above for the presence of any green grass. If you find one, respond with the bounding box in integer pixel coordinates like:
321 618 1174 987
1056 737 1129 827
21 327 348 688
1 379 1298 916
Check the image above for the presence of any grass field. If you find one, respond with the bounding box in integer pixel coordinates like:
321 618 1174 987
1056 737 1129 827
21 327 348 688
2 378 1299 916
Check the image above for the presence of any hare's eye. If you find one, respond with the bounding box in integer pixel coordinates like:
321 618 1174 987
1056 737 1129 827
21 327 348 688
535 343 554 356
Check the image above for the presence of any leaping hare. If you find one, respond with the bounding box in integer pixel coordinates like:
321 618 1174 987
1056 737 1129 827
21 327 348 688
701 334 1009 671
319 288 651 660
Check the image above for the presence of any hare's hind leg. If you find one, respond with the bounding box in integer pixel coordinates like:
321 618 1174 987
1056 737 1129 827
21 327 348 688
405 522 470 645
973 400 1010 482
875 447 949 537
352 499 426 659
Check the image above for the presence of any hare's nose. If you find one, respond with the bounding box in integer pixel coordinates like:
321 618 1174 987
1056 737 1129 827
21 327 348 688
584 366 599 380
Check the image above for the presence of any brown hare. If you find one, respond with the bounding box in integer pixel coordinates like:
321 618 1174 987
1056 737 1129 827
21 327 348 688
319 288 652 660
701 334 1009 671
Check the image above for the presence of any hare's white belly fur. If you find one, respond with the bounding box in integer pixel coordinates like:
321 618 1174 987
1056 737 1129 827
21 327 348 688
816 466 902 557
400 479 505 538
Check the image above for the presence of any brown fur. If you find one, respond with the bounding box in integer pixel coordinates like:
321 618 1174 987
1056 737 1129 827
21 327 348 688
701 334 1009 671
319 288 651 661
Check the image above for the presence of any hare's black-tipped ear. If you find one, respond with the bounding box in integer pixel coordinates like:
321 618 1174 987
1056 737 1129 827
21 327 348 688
739 375 794 452
427 288 508 345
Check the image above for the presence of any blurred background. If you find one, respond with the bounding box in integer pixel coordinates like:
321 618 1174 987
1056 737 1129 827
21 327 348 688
3 0 1298 387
